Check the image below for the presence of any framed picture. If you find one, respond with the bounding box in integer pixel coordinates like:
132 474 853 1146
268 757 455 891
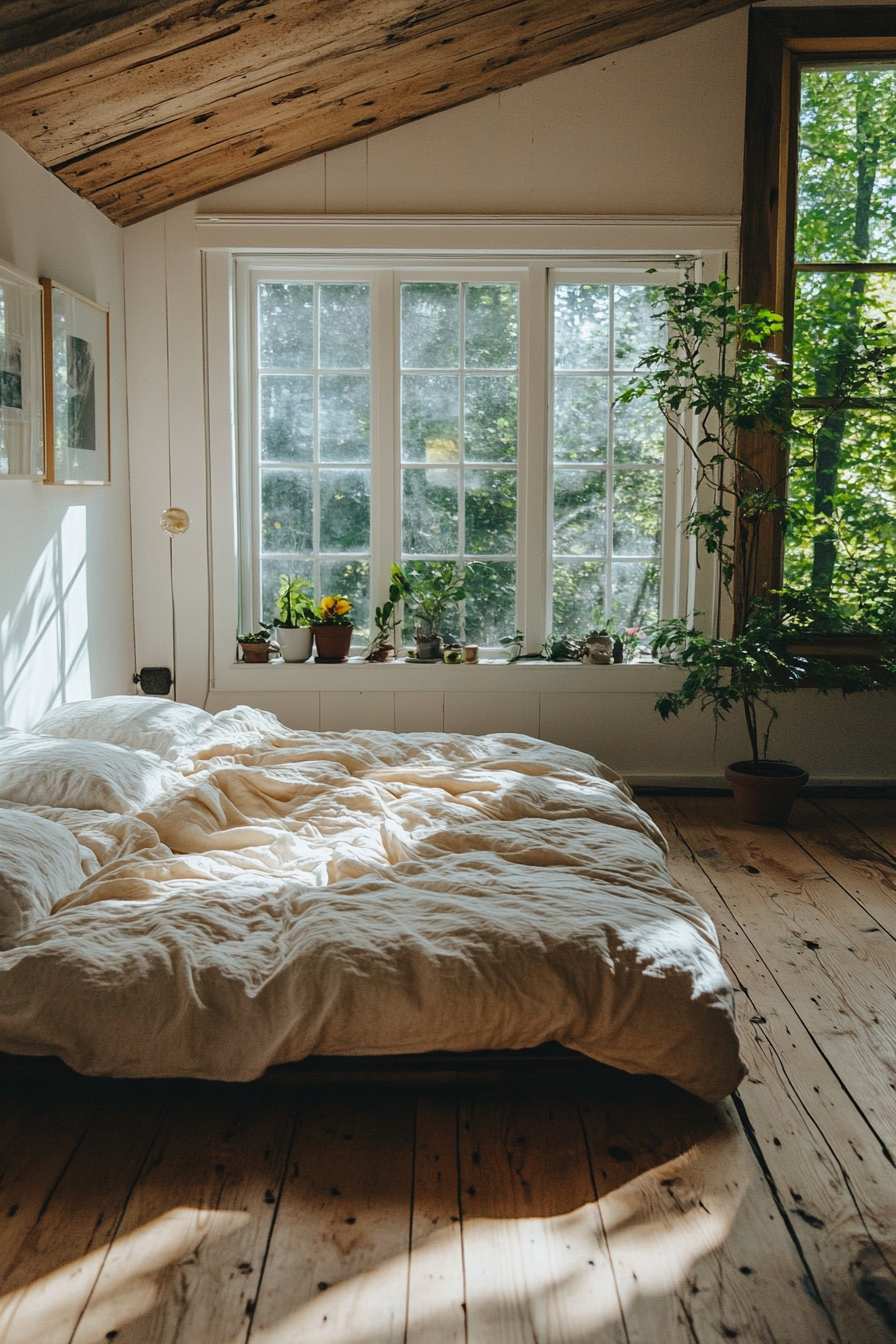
40 278 110 485
0 259 44 478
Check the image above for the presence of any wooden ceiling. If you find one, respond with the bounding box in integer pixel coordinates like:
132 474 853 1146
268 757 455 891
0 0 750 227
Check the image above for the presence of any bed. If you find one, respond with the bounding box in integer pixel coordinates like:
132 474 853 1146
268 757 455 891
0 697 746 1102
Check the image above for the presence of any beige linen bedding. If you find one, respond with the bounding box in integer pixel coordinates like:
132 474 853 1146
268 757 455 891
0 708 746 1101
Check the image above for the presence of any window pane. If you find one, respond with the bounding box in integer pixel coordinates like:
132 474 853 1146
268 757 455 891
320 468 370 552
554 285 609 370
796 66 896 264
261 469 312 553
553 376 608 462
319 374 370 461
612 561 660 626
320 559 370 638
785 408 896 612
260 375 313 462
464 375 518 462
465 469 517 555
319 284 371 369
262 557 313 625
401 283 459 368
259 283 313 368
614 285 658 368
464 284 519 369
402 467 459 554
613 469 663 556
401 374 460 462
552 560 605 634
613 378 665 463
553 469 606 555
464 561 517 644
793 270 896 397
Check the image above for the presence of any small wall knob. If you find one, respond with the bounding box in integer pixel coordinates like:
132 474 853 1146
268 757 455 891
160 506 190 536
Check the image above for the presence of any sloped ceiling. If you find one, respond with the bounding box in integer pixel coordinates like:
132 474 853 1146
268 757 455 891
0 0 750 226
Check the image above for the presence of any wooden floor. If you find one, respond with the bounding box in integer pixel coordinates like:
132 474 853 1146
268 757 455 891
1 795 895 1344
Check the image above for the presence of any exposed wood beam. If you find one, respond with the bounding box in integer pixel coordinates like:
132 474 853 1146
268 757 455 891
0 0 752 226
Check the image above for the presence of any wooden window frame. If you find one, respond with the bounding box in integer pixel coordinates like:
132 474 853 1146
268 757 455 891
738 6 896 603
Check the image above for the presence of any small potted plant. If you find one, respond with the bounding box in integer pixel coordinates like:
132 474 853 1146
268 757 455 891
393 562 466 660
541 634 584 662
311 595 354 662
365 567 412 662
237 626 274 663
272 574 315 662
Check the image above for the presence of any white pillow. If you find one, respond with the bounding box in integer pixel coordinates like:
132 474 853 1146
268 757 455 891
0 731 176 813
33 695 212 762
0 809 83 946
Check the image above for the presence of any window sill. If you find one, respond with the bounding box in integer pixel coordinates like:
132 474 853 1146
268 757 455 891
213 658 688 695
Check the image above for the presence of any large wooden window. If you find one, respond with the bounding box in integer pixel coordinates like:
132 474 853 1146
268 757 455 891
740 8 896 611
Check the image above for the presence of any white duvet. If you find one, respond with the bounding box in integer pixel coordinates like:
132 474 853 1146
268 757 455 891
0 704 746 1101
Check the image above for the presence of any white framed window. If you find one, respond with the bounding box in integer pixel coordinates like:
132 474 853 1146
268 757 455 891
229 248 705 656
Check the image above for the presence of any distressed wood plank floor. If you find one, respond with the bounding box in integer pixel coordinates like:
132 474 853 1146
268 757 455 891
0 794 894 1344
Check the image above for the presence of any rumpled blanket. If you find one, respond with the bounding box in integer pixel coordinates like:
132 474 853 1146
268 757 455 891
0 712 745 1100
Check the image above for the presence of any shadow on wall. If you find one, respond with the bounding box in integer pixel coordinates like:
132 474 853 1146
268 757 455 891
0 504 92 727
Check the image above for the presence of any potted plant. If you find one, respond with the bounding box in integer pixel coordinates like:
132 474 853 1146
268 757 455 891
237 626 274 663
625 275 896 822
272 574 315 662
310 595 354 662
365 567 412 662
393 562 466 660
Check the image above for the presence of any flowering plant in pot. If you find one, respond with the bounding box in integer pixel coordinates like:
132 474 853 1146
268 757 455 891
310 595 353 663
272 574 315 662
626 274 896 823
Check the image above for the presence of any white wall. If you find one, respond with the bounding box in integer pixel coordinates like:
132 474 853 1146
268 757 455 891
123 7 896 783
0 133 134 729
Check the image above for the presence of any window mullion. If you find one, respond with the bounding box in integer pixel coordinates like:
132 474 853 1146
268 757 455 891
371 269 395 626
522 263 548 651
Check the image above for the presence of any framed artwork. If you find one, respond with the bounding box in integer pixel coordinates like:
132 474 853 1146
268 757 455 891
0 259 44 478
40 278 110 485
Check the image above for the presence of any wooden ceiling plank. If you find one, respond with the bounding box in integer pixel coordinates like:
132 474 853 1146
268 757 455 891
83 0 749 223
55 0 743 190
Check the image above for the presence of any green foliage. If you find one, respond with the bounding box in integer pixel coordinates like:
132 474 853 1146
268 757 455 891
365 567 413 658
393 561 467 640
237 626 271 643
272 574 314 628
651 601 896 766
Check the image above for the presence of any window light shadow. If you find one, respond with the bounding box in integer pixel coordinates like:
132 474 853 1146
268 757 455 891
0 1206 249 1344
0 504 92 728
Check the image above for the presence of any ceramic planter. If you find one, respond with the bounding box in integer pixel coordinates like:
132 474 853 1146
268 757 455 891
724 760 809 826
276 626 313 662
239 641 272 664
414 633 443 661
312 624 353 662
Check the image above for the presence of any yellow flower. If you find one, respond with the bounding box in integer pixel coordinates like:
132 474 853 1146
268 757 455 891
321 596 337 614
334 599 351 615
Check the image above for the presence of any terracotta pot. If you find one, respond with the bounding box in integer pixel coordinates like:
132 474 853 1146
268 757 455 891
724 760 809 826
276 626 313 663
239 641 272 664
367 646 393 662
312 624 353 662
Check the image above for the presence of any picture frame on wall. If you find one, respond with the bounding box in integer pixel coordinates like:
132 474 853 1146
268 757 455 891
40 277 110 485
0 259 44 479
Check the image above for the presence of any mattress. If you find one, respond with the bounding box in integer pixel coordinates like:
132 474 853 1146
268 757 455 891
0 702 745 1101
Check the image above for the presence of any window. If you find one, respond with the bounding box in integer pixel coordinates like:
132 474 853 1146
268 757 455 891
785 63 896 609
739 10 896 613
236 257 689 650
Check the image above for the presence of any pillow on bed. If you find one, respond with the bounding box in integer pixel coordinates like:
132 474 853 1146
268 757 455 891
32 695 212 762
0 809 83 946
0 730 176 813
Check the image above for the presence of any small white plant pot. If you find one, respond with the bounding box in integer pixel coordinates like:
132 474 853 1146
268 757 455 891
277 627 313 662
